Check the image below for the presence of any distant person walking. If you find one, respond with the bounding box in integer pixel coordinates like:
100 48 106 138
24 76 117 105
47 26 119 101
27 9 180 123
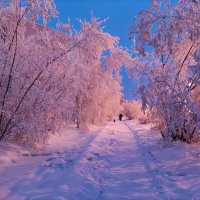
119 114 123 121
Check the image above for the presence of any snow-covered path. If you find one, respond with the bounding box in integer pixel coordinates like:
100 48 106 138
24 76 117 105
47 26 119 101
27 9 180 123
73 121 162 200
1 121 200 200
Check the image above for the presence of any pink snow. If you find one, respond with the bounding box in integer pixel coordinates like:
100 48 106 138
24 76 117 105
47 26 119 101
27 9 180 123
1 121 200 199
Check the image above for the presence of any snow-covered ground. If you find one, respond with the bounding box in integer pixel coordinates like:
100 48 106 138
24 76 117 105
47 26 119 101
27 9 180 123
1 121 200 199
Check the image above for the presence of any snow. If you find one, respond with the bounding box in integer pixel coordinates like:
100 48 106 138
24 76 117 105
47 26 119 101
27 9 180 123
0 143 29 168
1 121 200 199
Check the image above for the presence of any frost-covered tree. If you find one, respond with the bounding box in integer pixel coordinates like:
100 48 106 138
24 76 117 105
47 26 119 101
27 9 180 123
69 19 133 128
0 1 132 148
129 0 200 142
122 100 146 121
0 0 59 147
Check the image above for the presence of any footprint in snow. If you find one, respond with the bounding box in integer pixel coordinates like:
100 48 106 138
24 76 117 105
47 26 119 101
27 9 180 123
109 138 118 146
96 190 104 200
86 157 94 161
86 152 101 161
164 171 187 177
43 157 73 170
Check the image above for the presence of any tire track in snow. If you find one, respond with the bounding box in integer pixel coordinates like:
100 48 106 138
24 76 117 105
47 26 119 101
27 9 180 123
61 125 111 200
124 121 168 200
126 121 195 200
73 126 113 200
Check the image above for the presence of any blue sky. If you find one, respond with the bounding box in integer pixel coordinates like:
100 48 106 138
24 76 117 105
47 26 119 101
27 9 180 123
51 0 151 100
